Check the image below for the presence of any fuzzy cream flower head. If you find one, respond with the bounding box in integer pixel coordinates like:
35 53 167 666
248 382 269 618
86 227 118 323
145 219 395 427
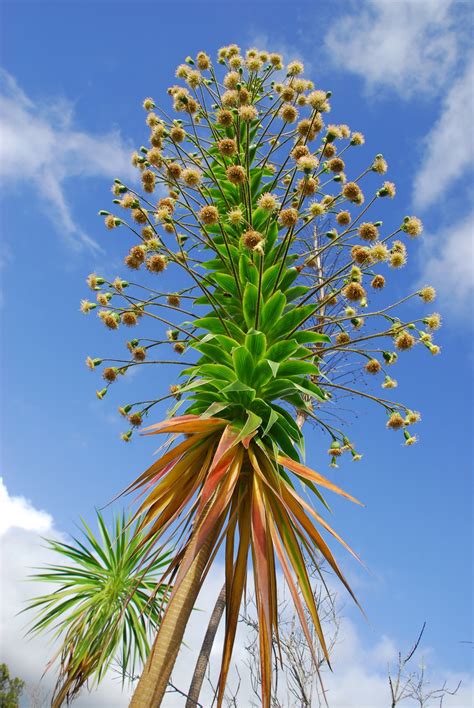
226 165 246 184
336 210 351 226
405 410 421 425
328 157 345 173
307 90 330 112
199 205 219 225
242 229 264 251
238 105 258 122
419 286 436 303
99 310 119 330
387 411 405 430
335 331 351 346
404 433 417 446
291 145 310 161
297 155 318 173
424 313 441 330
390 251 406 268
358 222 379 241
246 55 263 72
81 299 97 314
395 331 415 351
258 192 280 211
227 207 244 225
342 182 364 205
278 208 299 228
146 254 167 273
297 177 318 196
104 214 116 230
196 51 211 70
167 293 181 307
170 125 186 143
351 245 371 265
224 71 240 89
182 168 201 187
365 358 381 374
343 282 366 302
372 154 388 174
142 97 155 111
325 124 342 142
370 242 390 262
281 85 295 101
279 103 299 123
287 60 304 76
350 132 365 146
185 69 202 89
371 274 386 289
147 148 163 168
87 273 104 290
216 109 234 127
309 202 325 217
221 89 239 108
269 52 283 68
402 216 423 237
217 138 237 156
382 376 397 389
378 181 396 198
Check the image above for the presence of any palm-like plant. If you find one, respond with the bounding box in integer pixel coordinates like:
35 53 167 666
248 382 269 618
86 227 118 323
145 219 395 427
81 44 439 707
25 512 170 707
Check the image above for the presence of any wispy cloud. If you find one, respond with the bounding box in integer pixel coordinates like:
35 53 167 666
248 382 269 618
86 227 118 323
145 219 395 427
413 58 474 209
0 69 135 251
418 210 474 313
324 0 461 96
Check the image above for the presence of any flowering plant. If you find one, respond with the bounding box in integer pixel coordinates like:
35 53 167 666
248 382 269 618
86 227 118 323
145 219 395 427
81 44 440 707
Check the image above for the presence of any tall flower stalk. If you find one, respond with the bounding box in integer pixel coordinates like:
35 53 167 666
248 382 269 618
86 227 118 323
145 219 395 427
81 44 440 707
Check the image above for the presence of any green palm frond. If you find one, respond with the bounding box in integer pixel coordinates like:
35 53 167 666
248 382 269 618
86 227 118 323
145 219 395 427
24 511 170 704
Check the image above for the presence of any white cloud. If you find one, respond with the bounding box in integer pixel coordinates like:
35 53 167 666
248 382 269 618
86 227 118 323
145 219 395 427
0 69 135 251
324 0 460 96
418 211 474 312
0 478 130 706
0 477 52 536
413 59 474 209
1 479 472 707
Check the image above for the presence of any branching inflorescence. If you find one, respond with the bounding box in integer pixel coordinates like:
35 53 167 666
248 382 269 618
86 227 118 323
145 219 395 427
80 44 440 707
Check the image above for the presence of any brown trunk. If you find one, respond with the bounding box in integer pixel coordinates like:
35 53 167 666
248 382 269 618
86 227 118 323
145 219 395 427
186 583 226 707
130 532 216 707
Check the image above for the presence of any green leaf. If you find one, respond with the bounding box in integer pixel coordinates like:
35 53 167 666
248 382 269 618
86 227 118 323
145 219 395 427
252 360 275 388
242 283 259 328
213 272 239 297
239 254 258 286
221 380 256 406
260 291 287 330
245 330 267 360
232 346 255 385
267 305 317 342
194 316 245 341
262 264 281 298
198 363 236 383
292 330 331 344
193 342 233 366
265 340 299 363
267 360 280 376
277 360 320 377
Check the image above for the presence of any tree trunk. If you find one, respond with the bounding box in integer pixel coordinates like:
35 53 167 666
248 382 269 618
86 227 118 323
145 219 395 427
130 532 216 707
186 583 226 707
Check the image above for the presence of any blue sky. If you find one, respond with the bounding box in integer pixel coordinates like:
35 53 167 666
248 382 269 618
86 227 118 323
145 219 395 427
0 0 473 705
